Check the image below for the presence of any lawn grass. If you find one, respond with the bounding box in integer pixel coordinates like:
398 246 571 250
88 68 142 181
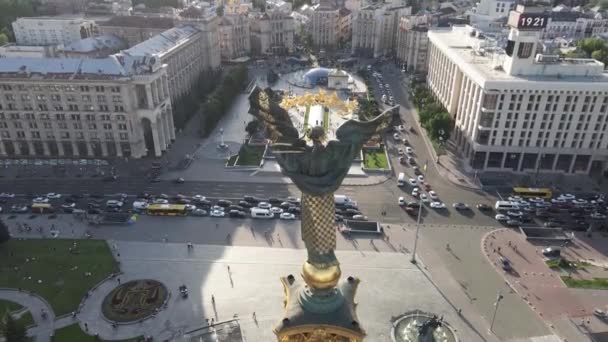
561 276 608 289
235 144 265 166
363 148 389 169
0 299 23 314
0 239 119 316
16 311 35 328
227 154 238 166
546 259 590 269
52 323 142 342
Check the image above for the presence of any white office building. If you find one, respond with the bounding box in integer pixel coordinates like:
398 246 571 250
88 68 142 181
427 5 608 174
469 0 516 31
12 17 96 46
396 15 432 73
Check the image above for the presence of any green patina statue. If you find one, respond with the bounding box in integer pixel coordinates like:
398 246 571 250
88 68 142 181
248 85 393 291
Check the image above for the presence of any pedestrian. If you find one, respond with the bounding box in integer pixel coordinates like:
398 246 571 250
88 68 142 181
212 295 215 304
227 265 230 272
84 322 88 331
457 308 462 315
117 277 121 284
508 241 512 247
253 312 256 320
497 246 501 253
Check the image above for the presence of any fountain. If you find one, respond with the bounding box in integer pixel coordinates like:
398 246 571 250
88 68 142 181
392 312 458 342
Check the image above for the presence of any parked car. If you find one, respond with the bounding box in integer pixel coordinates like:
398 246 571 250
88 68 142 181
506 219 522 226
477 203 492 211
191 209 208 216
280 212 296 220
258 202 272 209
228 210 247 218
0 193 15 198
216 199 232 207
542 247 561 258
398 197 406 206
243 196 261 203
174 177 185 184
287 206 301 214
210 210 225 217
46 193 61 199
11 205 28 213
453 202 470 210
430 201 446 209
408 178 417 186
32 197 49 203
499 257 512 271
352 215 368 221
428 191 438 200
270 207 284 214
495 214 508 221
238 200 253 208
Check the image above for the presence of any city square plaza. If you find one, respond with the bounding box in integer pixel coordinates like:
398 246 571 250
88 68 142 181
84 241 481 341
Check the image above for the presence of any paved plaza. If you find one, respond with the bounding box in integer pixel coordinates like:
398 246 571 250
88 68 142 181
75 242 493 341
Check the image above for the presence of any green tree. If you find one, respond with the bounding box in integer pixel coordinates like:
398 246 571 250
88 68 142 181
577 38 606 57
0 219 10 244
0 33 7 46
1 312 26 342
592 49 608 65
428 112 454 140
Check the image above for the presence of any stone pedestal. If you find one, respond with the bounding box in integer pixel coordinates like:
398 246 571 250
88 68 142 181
274 275 365 342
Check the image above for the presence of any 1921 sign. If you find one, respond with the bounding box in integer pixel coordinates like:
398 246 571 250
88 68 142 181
517 14 548 30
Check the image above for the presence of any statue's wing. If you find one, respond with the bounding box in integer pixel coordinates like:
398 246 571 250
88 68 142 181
248 85 299 144
335 105 394 144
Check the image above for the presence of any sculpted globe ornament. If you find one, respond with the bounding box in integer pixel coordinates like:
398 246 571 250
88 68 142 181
249 86 394 341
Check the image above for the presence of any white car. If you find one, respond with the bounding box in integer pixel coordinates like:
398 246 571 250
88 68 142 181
270 207 283 214
558 194 576 201
573 199 588 205
46 193 61 199
258 202 272 209
420 194 430 203
191 209 208 216
184 204 197 211
408 178 417 186
210 210 225 217
591 212 607 220
528 197 544 203
192 195 206 202
417 175 425 183
0 193 15 198
393 133 401 140
152 198 169 204
132 201 149 210
495 214 508 221
551 198 566 204
61 202 76 209
411 189 419 197
405 147 414 154
398 148 404 155
428 191 438 200
430 201 446 209
211 205 224 211
352 215 368 221
507 210 523 217
398 125 405 131
280 212 296 220
398 197 406 206
106 200 123 207
507 196 523 202
32 197 49 203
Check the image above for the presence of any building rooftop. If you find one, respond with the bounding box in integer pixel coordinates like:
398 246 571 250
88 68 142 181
99 15 174 28
62 34 127 53
13 16 93 22
428 25 608 85
122 25 199 59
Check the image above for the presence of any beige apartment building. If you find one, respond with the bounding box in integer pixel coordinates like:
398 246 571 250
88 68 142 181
396 15 431 73
250 10 294 56
0 55 174 158
351 1 411 58
219 15 251 60
122 25 219 102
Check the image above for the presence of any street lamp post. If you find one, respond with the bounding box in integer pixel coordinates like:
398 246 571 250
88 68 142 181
410 199 423 264
490 291 504 334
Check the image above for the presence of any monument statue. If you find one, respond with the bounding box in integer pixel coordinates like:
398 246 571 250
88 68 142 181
248 86 394 341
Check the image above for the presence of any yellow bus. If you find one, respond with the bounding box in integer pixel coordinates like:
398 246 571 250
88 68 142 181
31 203 55 214
512 187 552 199
146 204 187 216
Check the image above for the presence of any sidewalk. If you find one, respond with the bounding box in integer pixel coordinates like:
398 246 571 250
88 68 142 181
0 289 73 342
